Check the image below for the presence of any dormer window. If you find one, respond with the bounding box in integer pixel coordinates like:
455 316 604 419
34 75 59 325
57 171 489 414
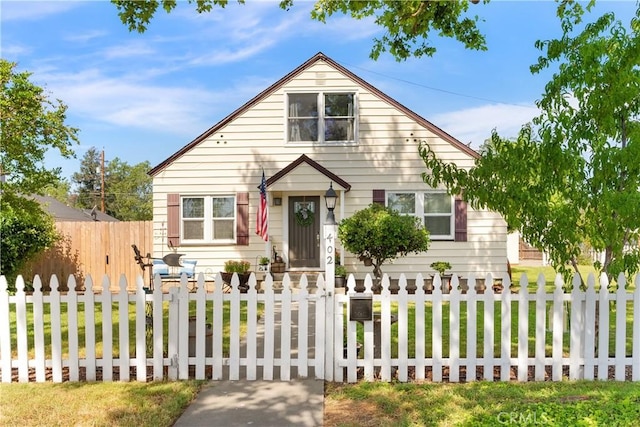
287 92 356 143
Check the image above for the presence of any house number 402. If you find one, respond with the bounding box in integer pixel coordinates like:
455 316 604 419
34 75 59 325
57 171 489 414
325 232 334 265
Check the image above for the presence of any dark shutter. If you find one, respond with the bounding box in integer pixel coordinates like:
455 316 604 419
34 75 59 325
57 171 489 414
236 192 249 246
454 195 467 242
167 194 180 247
372 189 385 205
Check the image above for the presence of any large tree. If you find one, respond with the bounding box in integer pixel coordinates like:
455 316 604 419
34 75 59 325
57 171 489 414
111 0 488 60
0 59 78 280
0 60 77 198
105 158 153 221
72 147 102 210
72 149 152 221
419 3 640 282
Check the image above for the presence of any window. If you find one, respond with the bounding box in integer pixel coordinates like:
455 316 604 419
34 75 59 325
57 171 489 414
181 195 236 243
287 92 356 143
387 191 454 239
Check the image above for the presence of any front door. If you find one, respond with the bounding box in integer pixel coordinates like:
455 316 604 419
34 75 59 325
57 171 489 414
288 196 320 268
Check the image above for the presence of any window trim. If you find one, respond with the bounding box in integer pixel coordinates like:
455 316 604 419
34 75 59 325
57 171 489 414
180 194 237 244
386 190 455 240
285 91 358 144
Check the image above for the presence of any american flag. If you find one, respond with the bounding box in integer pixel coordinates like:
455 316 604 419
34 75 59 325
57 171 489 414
256 170 268 241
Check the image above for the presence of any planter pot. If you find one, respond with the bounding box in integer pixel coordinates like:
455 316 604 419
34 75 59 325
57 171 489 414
220 272 251 292
335 276 346 288
432 274 452 293
271 262 285 273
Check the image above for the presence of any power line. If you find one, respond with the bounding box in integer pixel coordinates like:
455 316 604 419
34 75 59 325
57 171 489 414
336 59 538 109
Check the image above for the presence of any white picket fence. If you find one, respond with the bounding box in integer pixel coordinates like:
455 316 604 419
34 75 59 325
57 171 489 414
336 273 640 383
1 271 639 384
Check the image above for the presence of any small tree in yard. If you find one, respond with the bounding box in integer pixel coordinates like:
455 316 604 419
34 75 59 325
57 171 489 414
338 203 430 291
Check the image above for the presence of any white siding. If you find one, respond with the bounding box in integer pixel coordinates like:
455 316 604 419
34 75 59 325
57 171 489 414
152 58 507 279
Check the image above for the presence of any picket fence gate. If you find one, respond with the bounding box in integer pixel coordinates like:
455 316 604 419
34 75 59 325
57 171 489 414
1 271 639 384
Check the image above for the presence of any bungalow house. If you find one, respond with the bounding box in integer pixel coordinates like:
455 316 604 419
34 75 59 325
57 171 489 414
149 52 508 283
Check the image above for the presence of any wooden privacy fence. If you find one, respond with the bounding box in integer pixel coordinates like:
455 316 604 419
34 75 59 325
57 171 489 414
21 221 153 290
1 271 639 384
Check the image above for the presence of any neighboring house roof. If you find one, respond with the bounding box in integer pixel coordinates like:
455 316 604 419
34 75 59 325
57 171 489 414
32 195 119 222
149 52 479 176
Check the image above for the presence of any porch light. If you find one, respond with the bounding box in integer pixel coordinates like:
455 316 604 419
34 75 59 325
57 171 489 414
324 182 337 224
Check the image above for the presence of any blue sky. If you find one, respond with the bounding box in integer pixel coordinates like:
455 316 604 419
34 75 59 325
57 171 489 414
1 1 636 182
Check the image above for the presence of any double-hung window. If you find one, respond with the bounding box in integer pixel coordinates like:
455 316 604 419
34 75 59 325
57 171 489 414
181 195 236 243
287 92 356 143
387 191 454 240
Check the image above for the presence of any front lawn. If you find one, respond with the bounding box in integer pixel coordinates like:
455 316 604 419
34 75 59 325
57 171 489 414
3 380 637 426
8 300 263 359
0 380 204 427
324 380 640 426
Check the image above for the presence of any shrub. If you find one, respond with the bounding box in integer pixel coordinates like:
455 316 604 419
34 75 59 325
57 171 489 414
338 203 430 289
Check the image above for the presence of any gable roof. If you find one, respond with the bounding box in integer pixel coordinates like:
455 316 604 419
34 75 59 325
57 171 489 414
266 154 351 192
33 195 119 222
149 52 478 176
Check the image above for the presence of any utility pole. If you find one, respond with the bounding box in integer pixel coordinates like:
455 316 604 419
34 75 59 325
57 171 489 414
100 149 105 213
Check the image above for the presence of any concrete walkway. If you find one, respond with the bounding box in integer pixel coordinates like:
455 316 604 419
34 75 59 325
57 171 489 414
173 298 325 426
173 379 324 427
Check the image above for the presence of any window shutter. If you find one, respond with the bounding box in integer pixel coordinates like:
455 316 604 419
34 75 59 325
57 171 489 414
236 192 249 246
454 195 467 242
372 189 385 205
167 194 180 247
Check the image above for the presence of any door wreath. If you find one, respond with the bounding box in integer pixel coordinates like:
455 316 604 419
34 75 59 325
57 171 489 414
295 203 314 227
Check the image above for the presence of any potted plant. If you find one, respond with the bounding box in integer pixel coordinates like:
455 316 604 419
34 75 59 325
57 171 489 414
221 260 252 291
335 264 347 288
258 256 270 272
430 261 451 276
430 261 452 293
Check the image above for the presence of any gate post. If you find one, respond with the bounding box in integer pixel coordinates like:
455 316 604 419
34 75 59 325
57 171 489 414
324 222 336 382
323 183 338 382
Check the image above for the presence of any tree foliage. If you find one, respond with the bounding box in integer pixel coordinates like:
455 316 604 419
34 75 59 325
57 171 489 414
0 194 58 283
0 60 77 280
0 59 78 198
72 148 152 221
419 3 640 282
338 203 430 288
110 0 488 60
72 147 102 211
105 158 153 221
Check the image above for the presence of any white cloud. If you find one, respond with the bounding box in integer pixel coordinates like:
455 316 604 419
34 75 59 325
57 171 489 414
64 30 107 44
431 103 539 149
36 68 220 137
100 40 156 60
1 42 31 57
0 0 81 21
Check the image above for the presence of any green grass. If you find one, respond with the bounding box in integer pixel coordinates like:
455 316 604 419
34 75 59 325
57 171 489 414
1 380 639 427
325 380 640 426
344 282 636 359
0 380 205 427
8 300 264 359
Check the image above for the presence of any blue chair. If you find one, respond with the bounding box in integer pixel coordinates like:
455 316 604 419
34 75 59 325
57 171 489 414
152 259 170 277
179 260 197 278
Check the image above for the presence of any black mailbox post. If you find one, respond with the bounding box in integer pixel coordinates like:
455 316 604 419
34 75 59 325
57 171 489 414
349 294 373 321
